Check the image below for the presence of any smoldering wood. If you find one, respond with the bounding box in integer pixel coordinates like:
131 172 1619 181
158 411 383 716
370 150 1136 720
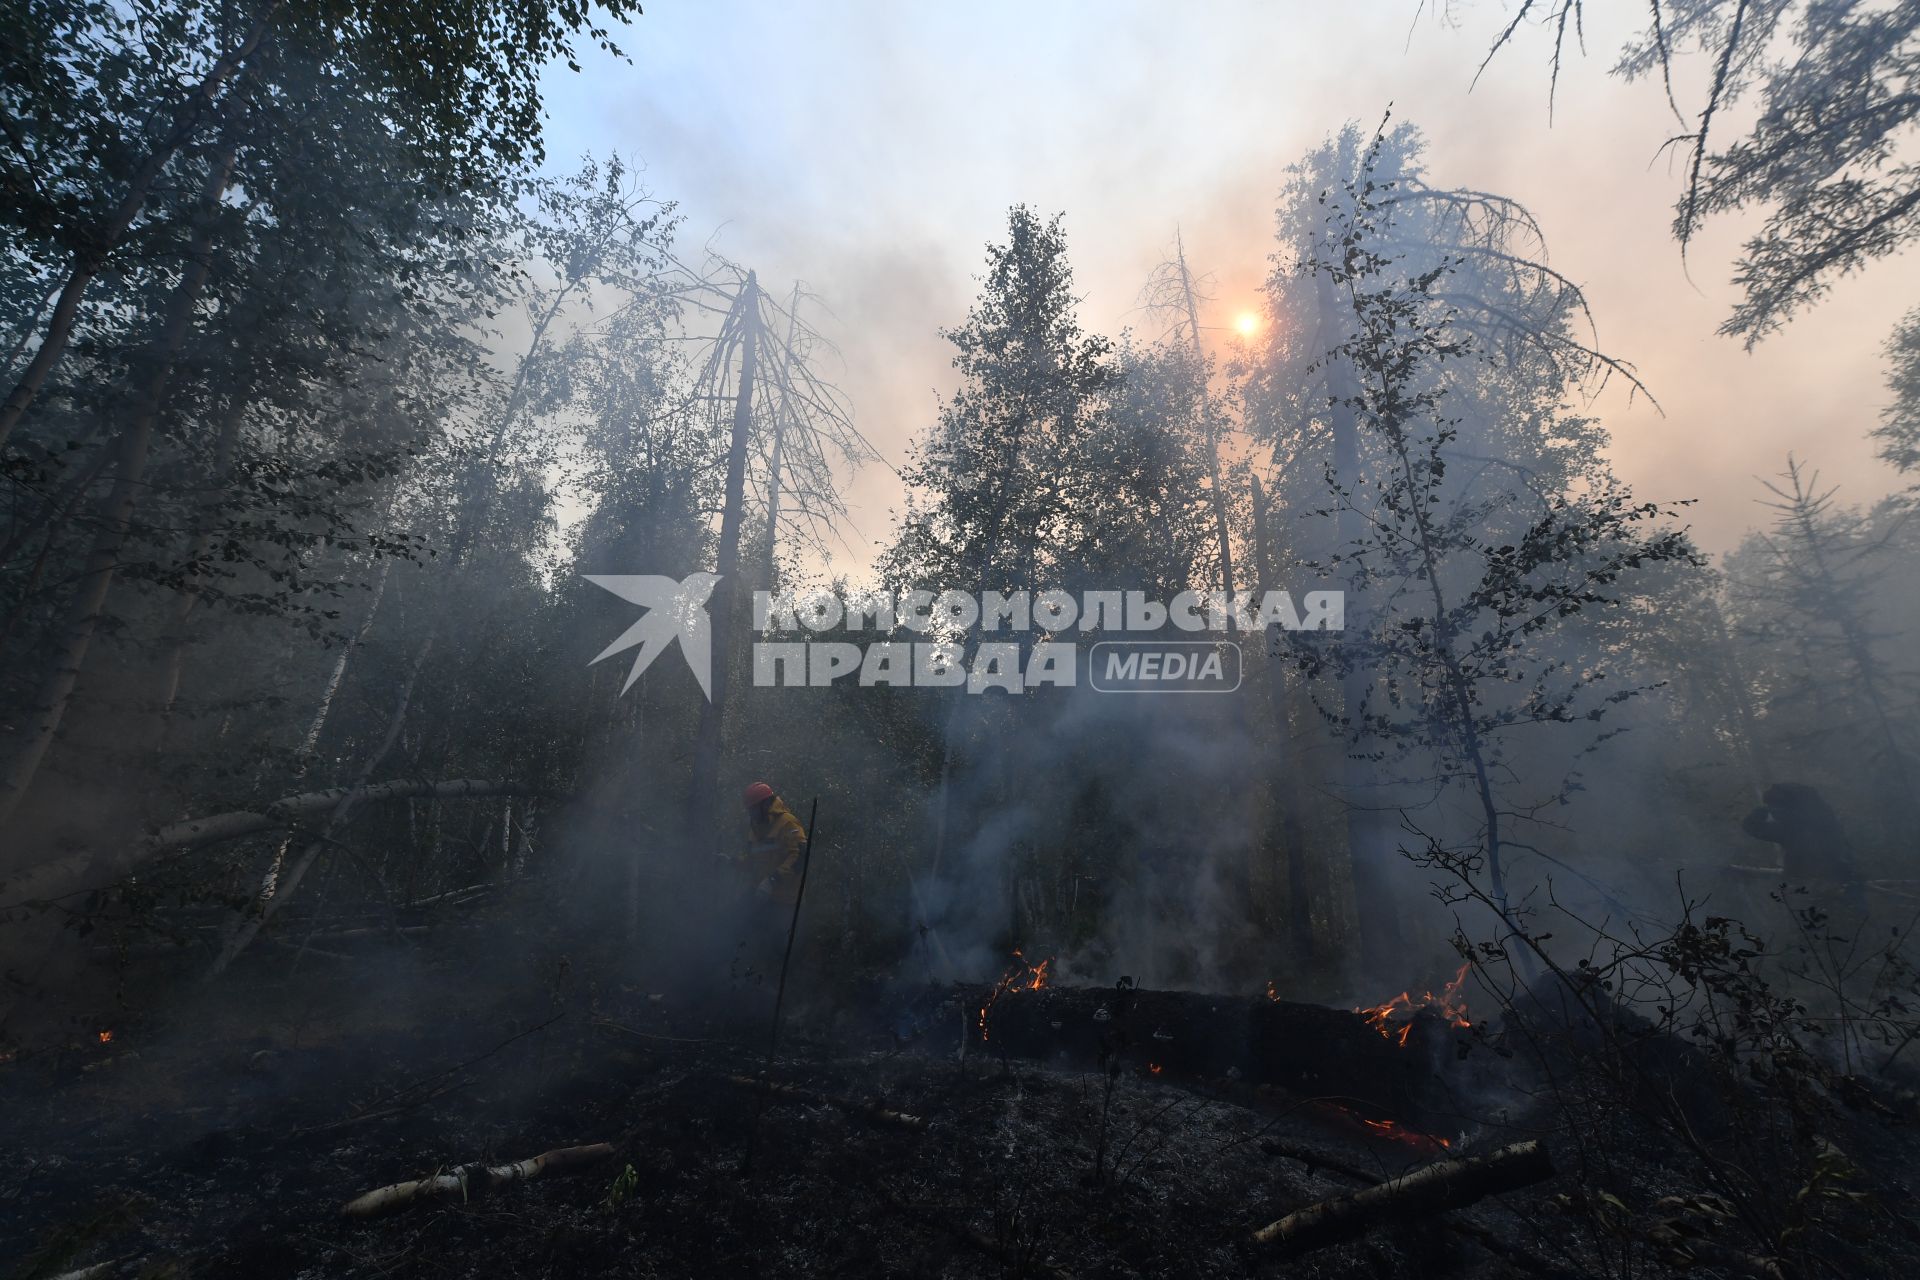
948 983 1437 1121
340 1142 614 1218
1251 1139 1556 1252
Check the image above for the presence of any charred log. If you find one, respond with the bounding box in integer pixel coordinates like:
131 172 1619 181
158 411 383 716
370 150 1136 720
1251 1139 1556 1253
949 982 1438 1121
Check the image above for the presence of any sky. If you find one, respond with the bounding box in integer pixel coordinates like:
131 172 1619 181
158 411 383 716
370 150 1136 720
534 1 1920 572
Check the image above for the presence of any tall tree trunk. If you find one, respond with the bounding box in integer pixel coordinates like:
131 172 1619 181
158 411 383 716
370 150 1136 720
1174 230 1237 610
0 141 239 833
685 272 759 844
236 559 392 906
0 9 275 450
761 283 801 592
1253 474 1314 963
1313 247 1407 977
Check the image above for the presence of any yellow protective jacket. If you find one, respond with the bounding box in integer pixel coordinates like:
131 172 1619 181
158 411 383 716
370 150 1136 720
745 797 807 906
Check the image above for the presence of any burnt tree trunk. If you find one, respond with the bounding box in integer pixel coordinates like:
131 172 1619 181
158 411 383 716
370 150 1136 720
957 983 1440 1121
685 271 759 845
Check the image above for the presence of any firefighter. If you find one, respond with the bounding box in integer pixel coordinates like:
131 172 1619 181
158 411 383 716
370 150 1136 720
740 781 806 906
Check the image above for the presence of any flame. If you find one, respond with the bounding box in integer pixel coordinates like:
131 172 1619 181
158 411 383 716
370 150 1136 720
1148 1062 1164 1076
1324 1102 1452 1151
1354 962 1471 1046
977 950 1052 1042
97 1030 113 1045
1358 1115 1451 1150
1264 980 1280 1002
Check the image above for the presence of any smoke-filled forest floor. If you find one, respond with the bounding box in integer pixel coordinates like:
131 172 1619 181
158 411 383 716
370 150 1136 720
5 892 1918 1280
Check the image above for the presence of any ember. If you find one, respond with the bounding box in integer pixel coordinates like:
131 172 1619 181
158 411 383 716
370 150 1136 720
1323 1102 1453 1152
1354 963 1471 1047
976 949 1052 1041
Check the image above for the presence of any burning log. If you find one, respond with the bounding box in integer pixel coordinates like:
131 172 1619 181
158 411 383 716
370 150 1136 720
952 981 1426 1121
341 1142 613 1218
1251 1139 1555 1253
725 1073 927 1129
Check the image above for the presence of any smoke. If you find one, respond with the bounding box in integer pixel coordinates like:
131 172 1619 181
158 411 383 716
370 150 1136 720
915 681 1267 993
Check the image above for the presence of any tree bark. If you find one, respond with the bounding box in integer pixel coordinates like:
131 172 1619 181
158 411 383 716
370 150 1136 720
1252 473 1315 962
1251 1140 1555 1252
0 8 276 450
685 272 758 842
761 282 800 591
1174 229 1236 609
0 140 240 832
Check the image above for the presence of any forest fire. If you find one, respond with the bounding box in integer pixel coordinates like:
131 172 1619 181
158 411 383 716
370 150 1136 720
97 1030 113 1045
1354 963 1472 1047
1323 1102 1452 1152
976 950 1052 1041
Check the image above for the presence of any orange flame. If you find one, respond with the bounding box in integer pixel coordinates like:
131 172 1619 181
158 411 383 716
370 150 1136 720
1148 1062 1164 1076
977 950 1052 1042
1324 1102 1452 1151
1264 980 1280 1002
97 1030 113 1044
1354 962 1471 1047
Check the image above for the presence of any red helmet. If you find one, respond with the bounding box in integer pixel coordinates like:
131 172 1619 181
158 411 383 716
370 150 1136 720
742 781 775 809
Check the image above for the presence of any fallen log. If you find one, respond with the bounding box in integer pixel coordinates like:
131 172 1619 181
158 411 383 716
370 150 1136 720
1251 1139 1555 1253
725 1073 927 1129
152 778 529 854
341 1142 614 1218
948 983 1432 1121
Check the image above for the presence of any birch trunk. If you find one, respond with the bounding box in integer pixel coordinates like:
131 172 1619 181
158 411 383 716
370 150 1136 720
208 632 436 977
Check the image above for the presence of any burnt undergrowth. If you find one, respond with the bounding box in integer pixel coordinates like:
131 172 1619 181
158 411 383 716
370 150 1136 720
3 886 1917 1280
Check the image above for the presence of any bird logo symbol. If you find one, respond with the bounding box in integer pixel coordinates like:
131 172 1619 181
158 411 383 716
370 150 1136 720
583 572 722 699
